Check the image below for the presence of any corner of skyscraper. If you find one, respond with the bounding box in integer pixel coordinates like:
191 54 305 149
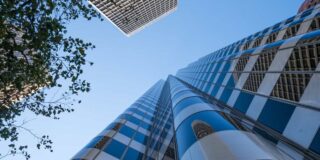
73 1 320 159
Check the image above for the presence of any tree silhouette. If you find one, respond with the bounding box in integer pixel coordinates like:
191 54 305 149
0 0 102 159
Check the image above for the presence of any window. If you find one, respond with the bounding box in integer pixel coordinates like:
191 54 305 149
272 23 281 30
95 136 111 149
310 128 320 154
285 17 294 25
253 32 260 37
140 121 151 130
266 31 279 44
309 17 320 32
262 28 270 35
301 9 312 18
243 73 266 92
233 55 251 80
242 41 251 50
119 125 135 138
173 96 206 116
252 48 278 71
192 120 214 139
258 99 295 133
243 48 278 92
234 45 241 53
270 40 320 102
284 43 320 71
233 92 255 113
85 136 107 149
271 74 312 102
122 114 141 126
283 23 301 39
104 139 127 159
134 131 148 144
112 123 122 131
252 37 263 48
220 87 233 103
123 148 144 160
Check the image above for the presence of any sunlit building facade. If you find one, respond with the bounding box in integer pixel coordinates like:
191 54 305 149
89 0 177 36
73 1 320 160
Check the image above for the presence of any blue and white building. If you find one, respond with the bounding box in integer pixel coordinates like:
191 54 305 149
73 1 320 159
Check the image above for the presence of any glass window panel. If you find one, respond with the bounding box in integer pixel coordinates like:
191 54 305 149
258 100 295 133
123 148 143 160
104 139 126 159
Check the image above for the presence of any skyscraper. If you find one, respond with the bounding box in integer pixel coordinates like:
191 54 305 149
89 0 178 36
0 31 48 108
73 1 320 159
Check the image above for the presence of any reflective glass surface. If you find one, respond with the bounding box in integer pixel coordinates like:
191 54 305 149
104 139 126 159
258 99 296 133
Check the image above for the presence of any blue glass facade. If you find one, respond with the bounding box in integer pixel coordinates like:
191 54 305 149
73 2 320 160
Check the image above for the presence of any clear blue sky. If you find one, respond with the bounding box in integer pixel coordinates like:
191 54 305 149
6 0 302 159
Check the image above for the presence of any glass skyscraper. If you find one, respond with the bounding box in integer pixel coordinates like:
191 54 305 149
89 0 177 36
73 1 320 160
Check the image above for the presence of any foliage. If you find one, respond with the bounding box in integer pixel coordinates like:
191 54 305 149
0 0 102 159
